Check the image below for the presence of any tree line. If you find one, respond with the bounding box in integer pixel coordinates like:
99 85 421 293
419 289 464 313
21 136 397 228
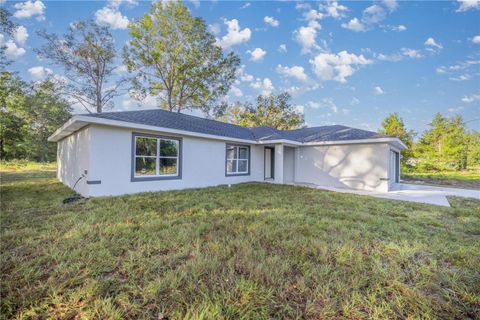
380 113 480 171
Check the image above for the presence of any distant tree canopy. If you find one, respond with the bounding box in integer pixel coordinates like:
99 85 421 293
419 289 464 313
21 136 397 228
379 113 415 165
36 20 125 113
217 92 305 130
124 0 240 113
380 112 479 171
0 74 71 161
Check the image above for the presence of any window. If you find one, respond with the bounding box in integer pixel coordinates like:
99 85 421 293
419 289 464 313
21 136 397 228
226 144 250 176
132 134 181 181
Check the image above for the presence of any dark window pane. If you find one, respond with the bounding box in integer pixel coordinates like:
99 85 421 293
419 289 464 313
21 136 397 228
136 137 157 156
238 160 248 172
226 146 237 159
226 159 236 173
238 147 248 159
160 139 178 157
160 158 177 175
135 157 156 176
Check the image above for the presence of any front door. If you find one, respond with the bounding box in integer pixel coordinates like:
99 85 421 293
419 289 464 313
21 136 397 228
264 147 274 180
390 150 400 183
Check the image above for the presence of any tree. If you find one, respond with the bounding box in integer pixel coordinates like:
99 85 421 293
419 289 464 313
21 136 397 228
1 8 18 69
415 113 468 171
379 113 415 165
219 92 305 130
22 81 72 161
0 77 71 161
35 20 125 113
124 0 240 113
0 72 28 159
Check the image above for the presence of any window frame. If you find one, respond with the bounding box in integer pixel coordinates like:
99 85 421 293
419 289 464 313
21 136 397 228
225 144 251 176
131 132 182 182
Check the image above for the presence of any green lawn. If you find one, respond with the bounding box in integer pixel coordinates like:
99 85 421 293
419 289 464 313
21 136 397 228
1 171 479 319
0 160 56 172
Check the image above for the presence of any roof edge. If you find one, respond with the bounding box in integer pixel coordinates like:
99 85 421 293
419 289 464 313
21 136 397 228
48 115 407 150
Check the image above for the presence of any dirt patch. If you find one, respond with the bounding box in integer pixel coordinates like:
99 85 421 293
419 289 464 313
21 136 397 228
402 177 480 189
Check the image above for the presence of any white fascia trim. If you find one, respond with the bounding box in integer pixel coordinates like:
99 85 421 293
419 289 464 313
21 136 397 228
257 139 302 146
303 137 407 149
48 115 257 144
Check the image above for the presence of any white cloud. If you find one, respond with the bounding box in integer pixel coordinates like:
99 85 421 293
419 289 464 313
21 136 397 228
240 2 251 9
237 65 253 82
462 94 480 103
401 48 423 58
449 74 472 81
229 86 243 97
95 6 129 29
248 48 266 62
319 1 348 19
264 16 279 27
216 19 251 49
296 2 311 10
13 26 29 45
278 44 287 53
4 40 26 58
341 18 365 32
108 0 138 8
13 0 45 20
456 0 480 12
276 64 309 82
472 35 480 44
307 98 339 113
121 93 158 110
363 5 386 24
343 1 398 33
294 105 305 115
391 24 407 32
310 51 372 83
208 23 221 35
382 0 398 12
424 37 443 49
294 21 321 53
250 78 274 96
28 66 53 81
377 48 423 61
373 86 385 95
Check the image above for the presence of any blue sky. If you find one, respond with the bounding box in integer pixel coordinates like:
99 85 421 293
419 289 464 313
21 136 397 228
3 0 480 133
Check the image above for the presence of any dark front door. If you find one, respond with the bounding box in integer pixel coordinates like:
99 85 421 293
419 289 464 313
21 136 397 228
264 147 275 180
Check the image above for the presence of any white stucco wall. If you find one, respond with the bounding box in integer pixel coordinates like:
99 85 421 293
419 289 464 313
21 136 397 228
85 125 264 197
294 143 391 192
283 147 295 183
57 126 91 196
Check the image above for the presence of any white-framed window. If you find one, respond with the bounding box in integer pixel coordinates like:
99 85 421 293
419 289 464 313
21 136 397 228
226 144 250 175
133 134 181 180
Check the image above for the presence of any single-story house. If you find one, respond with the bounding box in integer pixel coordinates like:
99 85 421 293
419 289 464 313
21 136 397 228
48 109 406 197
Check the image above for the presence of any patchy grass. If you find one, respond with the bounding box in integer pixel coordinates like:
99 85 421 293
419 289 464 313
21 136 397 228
402 167 480 189
0 160 56 172
1 171 480 319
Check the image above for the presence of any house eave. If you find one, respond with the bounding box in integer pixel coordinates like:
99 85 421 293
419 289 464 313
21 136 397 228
48 116 407 150
48 115 257 144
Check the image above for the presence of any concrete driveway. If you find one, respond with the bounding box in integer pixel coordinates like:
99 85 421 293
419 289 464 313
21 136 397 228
308 183 480 207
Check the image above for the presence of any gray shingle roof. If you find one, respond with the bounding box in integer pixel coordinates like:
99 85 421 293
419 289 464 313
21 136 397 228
82 109 389 143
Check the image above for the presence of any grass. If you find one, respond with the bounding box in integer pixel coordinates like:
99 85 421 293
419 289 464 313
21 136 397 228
402 167 480 189
1 170 480 319
0 160 56 172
